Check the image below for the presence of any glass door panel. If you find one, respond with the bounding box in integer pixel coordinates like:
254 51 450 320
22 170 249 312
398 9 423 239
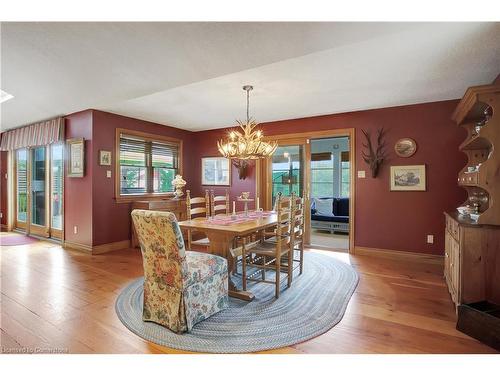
50 144 64 237
270 145 304 207
15 149 28 229
29 147 49 237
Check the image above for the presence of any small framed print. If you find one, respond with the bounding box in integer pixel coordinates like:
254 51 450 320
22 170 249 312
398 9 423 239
66 138 85 178
201 157 231 186
99 150 112 166
390 165 426 191
395 138 417 158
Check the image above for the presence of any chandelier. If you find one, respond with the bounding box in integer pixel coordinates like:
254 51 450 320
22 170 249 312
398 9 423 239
217 85 278 160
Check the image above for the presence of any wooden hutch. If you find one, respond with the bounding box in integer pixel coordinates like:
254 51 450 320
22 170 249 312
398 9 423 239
444 82 500 311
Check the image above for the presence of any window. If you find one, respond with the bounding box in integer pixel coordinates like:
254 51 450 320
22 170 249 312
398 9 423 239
311 152 334 198
340 151 350 197
116 129 181 200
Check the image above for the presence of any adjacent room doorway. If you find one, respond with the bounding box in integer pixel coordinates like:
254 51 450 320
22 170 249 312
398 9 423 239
309 137 350 252
259 129 354 253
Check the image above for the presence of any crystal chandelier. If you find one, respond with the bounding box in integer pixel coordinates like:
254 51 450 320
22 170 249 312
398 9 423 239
217 85 278 160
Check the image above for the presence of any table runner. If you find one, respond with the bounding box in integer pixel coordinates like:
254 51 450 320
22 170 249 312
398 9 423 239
203 211 274 226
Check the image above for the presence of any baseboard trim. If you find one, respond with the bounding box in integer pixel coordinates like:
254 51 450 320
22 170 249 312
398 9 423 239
92 240 131 255
1 224 8 231
354 246 444 264
63 240 93 253
63 239 131 254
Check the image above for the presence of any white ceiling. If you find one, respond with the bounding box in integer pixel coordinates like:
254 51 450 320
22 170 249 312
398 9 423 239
1 22 499 132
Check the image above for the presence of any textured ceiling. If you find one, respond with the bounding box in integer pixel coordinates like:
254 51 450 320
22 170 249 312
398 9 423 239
1 22 499 131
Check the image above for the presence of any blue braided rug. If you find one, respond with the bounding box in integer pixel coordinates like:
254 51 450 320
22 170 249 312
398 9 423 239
115 251 358 353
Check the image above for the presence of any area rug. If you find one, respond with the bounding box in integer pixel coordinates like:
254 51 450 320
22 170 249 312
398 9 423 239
115 251 358 353
0 234 39 246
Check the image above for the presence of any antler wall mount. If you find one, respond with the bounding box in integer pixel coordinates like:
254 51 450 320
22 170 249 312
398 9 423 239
361 128 386 178
232 159 250 180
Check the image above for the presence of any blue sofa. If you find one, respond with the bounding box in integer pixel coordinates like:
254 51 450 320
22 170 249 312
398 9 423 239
311 197 349 233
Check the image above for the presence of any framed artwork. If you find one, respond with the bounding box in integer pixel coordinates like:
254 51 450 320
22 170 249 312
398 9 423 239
394 138 417 158
99 150 112 166
67 138 85 177
201 157 231 186
390 165 426 191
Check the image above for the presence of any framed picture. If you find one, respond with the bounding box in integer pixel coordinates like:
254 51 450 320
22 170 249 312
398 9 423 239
201 157 231 186
67 138 85 178
99 150 112 166
390 165 426 191
394 138 417 158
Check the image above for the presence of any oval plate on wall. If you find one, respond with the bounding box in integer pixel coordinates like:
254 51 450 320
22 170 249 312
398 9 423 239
395 138 417 158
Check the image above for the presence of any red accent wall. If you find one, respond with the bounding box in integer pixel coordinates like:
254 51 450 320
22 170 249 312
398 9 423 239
0 151 8 229
190 100 467 255
64 110 93 246
90 110 194 246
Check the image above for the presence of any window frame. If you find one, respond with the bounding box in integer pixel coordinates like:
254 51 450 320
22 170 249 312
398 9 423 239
115 128 183 203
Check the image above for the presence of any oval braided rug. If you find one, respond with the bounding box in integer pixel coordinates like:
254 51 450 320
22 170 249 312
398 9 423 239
115 252 358 353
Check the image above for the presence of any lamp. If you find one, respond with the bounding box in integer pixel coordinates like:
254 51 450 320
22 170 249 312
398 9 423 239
217 85 278 160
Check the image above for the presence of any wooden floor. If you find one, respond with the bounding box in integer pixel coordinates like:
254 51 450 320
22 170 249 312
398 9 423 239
0 232 497 354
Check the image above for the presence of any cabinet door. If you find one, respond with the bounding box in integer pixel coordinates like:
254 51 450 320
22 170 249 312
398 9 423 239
451 238 461 300
444 231 451 281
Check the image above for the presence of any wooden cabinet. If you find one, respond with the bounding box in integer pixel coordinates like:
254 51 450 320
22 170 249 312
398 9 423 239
444 82 500 311
452 83 500 225
444 212 500 308
130 199 186 248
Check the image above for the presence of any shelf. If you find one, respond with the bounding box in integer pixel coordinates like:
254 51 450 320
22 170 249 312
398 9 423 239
452 84 500 125
459 135 492 151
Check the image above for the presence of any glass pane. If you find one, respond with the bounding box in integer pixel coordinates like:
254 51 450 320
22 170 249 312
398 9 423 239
51 144 64 230
31 147 46 226
120 166 147 194
16 149 28 223
153 168 175 193
341 161 350 197
271 145 303 206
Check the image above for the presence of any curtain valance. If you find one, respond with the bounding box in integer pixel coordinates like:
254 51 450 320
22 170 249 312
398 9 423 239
0 117 64 151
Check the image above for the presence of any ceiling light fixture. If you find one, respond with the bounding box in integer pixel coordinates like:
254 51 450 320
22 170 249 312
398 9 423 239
0 90 14 104
217 85 278 160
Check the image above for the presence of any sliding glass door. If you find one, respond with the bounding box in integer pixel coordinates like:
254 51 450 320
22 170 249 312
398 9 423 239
50 144 64 238
15 149 28 230
13 144 63 239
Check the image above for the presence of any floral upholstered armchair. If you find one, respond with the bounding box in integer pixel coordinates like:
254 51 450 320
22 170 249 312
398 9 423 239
131 209 228 333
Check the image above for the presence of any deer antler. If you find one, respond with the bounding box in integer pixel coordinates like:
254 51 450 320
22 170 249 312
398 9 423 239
361 127 386 178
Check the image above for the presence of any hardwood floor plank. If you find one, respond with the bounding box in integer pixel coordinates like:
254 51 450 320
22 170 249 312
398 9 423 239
0 233 496 354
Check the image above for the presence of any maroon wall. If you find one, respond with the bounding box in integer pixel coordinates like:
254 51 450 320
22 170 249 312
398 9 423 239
190 100 467 255
90 110 194 246
0 151 8 229
191 130 257 211
64 110 94 246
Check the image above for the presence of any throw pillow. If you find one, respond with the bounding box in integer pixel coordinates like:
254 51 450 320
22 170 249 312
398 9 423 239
314 198 333 216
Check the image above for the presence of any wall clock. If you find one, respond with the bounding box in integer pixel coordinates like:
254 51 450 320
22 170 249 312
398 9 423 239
394 138 417 158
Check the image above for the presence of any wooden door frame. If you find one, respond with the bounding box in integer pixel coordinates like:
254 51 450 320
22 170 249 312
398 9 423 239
10 145 64 240
258 128 355 254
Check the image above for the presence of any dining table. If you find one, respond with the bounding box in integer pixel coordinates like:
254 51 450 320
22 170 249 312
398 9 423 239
177 211 278 301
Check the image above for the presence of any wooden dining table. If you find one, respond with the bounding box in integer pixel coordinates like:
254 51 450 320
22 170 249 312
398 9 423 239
177 212 278 301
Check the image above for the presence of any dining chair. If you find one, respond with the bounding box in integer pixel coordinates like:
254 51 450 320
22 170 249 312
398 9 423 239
210 189 230 216
261 193 304 284
290 193 305 276
185 190 211 251
131 209 228 333
241 193 293 298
